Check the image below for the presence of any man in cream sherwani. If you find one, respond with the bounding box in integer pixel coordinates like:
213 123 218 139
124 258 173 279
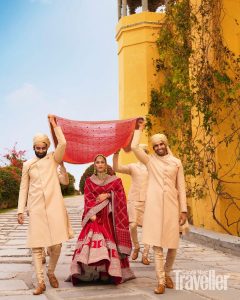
41 162 70 264
17 115 73 295
131 120 187 295
113 146 150 265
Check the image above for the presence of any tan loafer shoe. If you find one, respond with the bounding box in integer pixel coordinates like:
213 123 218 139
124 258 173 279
47 272 59 288
154 283 165 294
165 275 174 289
33 282 46 295
131 248 140 260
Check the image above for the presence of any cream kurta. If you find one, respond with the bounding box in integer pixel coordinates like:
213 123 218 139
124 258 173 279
18 127 73 248
113 160 148 226
131 130 187 249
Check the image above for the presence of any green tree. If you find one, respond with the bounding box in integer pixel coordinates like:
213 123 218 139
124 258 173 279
60 172 76 196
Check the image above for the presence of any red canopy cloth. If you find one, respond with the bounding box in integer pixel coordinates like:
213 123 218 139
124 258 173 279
50 116 138 164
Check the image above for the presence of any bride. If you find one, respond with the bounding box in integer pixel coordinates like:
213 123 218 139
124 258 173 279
69 154 135 285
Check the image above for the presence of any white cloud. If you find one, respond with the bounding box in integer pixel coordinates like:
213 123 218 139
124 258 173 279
5 83 44 106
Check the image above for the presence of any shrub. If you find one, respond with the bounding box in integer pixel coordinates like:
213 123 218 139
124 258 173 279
3 143 26 169
0 166 21 209
0 144 26 209
60 172 76 196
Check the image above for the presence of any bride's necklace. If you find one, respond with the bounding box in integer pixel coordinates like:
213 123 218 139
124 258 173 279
96 172 108 181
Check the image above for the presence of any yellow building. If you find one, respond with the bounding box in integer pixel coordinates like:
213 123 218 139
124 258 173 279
116 0 240 236
116 1 164 189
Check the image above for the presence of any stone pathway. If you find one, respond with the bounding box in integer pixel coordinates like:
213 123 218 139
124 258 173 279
0 196 239 299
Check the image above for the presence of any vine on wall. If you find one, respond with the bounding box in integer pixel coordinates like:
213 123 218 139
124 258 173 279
148 0 240 235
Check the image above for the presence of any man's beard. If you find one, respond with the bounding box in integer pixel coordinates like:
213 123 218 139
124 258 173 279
35 151 47 159
155 149 167 157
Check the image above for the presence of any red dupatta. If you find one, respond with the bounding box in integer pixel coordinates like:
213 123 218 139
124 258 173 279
82 175 132 255
50 116 138 164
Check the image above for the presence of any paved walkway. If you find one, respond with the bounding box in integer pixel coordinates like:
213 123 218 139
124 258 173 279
0 196 239 300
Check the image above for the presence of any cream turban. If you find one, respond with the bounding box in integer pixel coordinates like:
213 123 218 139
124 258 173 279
150 133 168 147
33 133 51 148
139 144 148 151
150 133 173 155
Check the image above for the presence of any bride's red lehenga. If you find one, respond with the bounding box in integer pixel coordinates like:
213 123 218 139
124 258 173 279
70 174 135 284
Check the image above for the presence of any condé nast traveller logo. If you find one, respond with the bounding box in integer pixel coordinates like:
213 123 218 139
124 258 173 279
174 270 229 290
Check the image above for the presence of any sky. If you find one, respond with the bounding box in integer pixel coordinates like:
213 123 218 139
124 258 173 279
0 0 119 187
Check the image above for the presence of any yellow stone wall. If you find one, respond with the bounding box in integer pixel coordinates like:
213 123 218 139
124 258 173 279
212 0 240 235
189 0 240 235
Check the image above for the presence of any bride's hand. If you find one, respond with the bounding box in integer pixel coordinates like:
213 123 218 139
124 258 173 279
96 193 109 203
90 215 96 222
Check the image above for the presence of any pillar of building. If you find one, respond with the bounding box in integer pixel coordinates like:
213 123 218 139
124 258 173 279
116 11 164 190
